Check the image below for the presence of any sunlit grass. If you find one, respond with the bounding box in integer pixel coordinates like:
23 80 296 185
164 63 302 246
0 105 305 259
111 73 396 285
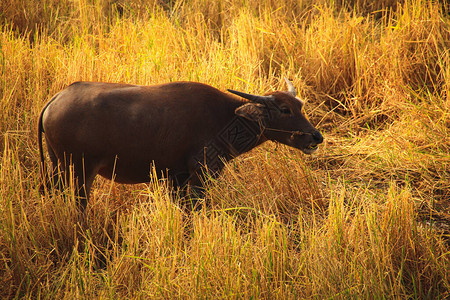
0 0 449 298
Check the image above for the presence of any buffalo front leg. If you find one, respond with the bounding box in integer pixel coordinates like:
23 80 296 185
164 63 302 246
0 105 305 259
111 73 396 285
183 161 219 211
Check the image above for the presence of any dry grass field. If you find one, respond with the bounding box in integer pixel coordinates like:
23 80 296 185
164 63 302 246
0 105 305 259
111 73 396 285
0 0 449 298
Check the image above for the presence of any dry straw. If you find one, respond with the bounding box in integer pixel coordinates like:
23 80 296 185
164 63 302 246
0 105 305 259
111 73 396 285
0 0 449 298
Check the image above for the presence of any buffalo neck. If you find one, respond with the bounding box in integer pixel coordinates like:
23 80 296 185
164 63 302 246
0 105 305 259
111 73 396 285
215 116 265 156
193 115 265 175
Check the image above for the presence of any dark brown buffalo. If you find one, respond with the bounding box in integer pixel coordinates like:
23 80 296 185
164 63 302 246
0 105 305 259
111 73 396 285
38 79 323 210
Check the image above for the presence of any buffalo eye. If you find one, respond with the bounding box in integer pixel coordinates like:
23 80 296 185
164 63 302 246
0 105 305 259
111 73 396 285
279 105 292 115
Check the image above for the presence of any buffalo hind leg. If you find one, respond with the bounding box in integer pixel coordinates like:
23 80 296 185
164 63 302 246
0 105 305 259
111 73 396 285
39 141 65 194
71 158 100 212
40 144 99 212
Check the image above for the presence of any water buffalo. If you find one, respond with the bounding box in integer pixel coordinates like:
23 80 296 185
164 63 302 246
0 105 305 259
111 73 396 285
38 78 323 210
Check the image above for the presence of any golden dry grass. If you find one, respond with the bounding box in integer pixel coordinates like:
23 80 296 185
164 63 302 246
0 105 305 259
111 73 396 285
1 0 449 298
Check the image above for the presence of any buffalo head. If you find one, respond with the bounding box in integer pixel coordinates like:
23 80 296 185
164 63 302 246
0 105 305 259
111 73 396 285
228 78 323 154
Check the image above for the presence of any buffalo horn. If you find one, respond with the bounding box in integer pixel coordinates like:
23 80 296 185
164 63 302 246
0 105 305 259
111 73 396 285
284 77 296 97
227 89 275 103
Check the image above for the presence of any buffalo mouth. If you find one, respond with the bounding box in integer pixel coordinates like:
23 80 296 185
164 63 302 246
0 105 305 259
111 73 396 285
301 143 319 154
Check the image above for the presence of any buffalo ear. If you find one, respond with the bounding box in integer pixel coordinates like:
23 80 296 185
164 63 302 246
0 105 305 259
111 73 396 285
235 103 265 122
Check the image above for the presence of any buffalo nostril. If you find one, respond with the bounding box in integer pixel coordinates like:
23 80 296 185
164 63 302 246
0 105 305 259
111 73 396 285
313 131 323 144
